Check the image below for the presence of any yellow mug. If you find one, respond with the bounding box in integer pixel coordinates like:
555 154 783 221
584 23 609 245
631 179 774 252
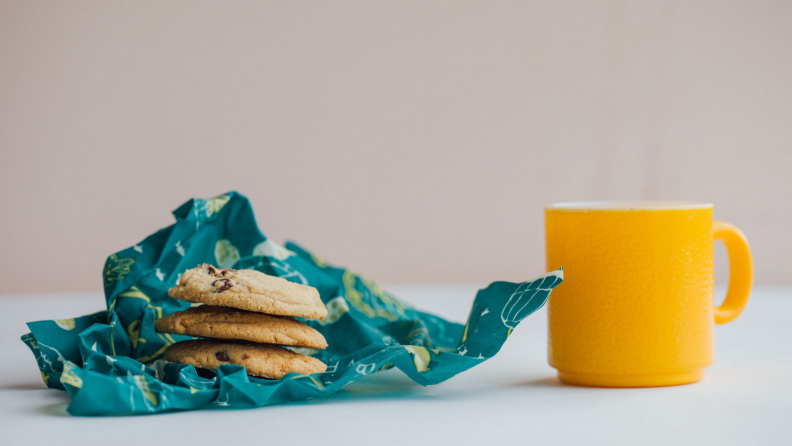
545 202 753 387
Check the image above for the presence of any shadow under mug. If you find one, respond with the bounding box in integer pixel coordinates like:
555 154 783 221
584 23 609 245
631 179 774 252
545 201 753 387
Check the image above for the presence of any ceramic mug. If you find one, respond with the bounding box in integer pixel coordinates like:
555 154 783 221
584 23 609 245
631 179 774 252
544 202 753 387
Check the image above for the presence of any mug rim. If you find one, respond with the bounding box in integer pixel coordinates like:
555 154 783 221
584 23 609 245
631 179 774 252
545 201 714 211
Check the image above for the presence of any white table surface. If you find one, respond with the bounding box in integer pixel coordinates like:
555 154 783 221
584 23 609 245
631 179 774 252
3 286 791 446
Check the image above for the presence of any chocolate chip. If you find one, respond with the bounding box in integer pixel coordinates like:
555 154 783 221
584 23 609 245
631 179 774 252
242 354 250 360
212 278 233 293
216 351 230 362
206 265 217 276
221 268 237 276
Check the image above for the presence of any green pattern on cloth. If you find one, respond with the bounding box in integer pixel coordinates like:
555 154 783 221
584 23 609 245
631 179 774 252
21 192 563 416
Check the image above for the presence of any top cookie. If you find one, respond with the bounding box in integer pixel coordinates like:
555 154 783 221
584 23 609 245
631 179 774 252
168 265 327 320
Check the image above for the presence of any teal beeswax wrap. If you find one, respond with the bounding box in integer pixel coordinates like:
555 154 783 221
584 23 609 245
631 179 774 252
21 192 563 416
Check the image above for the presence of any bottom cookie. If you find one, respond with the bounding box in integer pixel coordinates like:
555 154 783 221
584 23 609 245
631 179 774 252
164 340 326 379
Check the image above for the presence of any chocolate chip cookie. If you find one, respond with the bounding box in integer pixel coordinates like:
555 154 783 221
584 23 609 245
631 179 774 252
168 264 327 320
164 340 327 379
155 305 328 349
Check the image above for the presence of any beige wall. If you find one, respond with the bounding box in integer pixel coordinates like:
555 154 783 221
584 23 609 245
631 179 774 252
2 0 791 294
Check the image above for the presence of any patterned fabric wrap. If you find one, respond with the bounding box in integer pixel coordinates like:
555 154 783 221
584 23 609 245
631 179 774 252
21 192 563 416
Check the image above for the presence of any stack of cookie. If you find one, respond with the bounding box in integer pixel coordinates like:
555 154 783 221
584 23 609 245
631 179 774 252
156 264 328 379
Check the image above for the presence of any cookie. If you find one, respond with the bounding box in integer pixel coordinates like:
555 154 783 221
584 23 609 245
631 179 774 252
154 305 328 349
168 264 327 320
164 340 327 379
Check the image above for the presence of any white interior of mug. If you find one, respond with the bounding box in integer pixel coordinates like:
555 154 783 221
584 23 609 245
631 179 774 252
546 201 713 210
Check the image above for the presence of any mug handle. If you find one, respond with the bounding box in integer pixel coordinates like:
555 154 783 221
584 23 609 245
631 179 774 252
713 221 753 324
